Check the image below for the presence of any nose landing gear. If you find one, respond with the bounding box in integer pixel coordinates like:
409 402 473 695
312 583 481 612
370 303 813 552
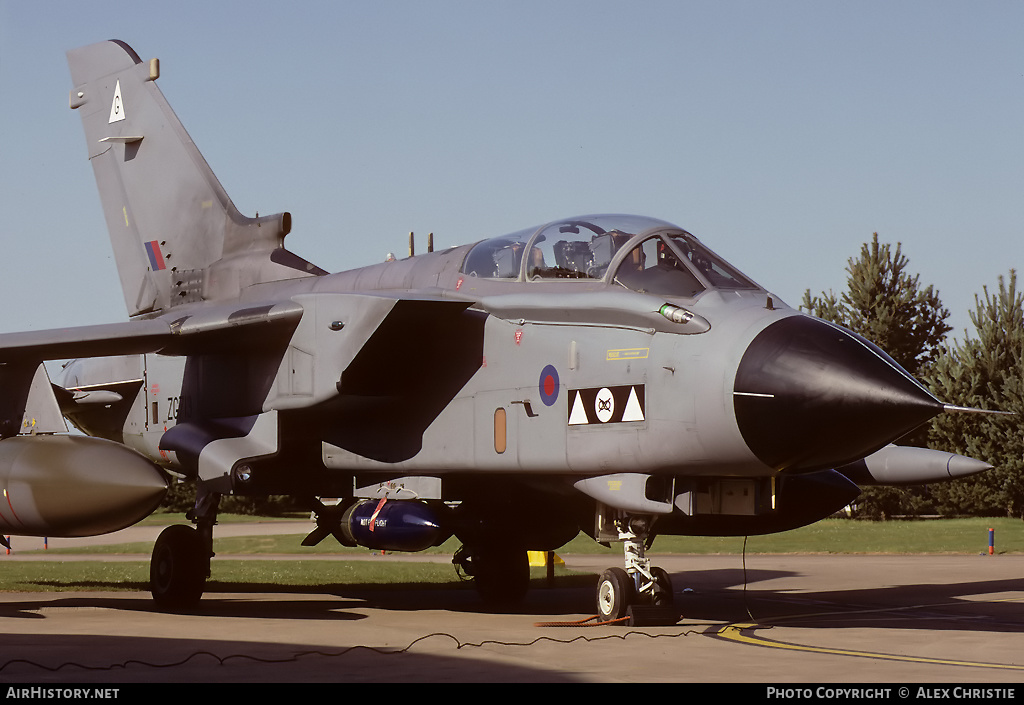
595 508 678 625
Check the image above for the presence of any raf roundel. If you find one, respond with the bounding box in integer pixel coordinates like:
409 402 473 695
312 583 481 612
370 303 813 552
539 364 559 406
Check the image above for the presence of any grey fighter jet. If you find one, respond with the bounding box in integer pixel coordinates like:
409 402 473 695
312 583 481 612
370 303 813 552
0 40 994 620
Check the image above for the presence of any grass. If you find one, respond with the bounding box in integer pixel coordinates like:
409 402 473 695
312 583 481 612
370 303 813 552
648 517 1024 555
1 516 1020 594
16 517 1023 556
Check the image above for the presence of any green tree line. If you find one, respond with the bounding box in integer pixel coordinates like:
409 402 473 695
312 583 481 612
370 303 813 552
803 234 1022 519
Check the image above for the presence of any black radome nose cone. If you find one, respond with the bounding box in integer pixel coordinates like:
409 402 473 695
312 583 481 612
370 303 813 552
734 315 942 473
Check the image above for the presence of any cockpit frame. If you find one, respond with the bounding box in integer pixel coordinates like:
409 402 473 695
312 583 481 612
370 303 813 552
459 214 759 300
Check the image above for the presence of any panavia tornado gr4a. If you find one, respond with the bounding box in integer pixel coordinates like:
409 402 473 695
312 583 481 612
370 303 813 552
0 40 994 619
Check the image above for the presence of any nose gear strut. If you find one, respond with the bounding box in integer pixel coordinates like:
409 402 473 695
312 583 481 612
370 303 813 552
594 506 677 625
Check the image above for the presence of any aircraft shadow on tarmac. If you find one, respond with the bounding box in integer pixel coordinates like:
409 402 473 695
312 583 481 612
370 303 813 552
0 629 587 683
747 577 1024 634
7 566 1024 635
673 568 1024 634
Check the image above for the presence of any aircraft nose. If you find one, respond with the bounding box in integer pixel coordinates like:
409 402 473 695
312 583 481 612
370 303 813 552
733 315 942 473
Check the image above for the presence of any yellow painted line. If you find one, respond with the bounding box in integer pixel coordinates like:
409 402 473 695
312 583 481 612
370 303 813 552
712 623 1024 671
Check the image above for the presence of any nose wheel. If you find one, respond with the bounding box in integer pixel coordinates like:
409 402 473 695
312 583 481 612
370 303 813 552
650 566 674 606
597 567 634 620
594 508 677 624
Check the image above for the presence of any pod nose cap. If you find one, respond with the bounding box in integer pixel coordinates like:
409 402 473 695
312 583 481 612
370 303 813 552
734 315 943 472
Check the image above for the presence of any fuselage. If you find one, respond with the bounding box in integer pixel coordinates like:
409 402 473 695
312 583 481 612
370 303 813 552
55 214 941 491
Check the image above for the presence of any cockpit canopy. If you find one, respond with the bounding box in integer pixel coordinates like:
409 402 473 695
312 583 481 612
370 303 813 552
460 214 757 298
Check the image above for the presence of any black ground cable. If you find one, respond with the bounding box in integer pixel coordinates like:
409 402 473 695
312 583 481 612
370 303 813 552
0 625 720 675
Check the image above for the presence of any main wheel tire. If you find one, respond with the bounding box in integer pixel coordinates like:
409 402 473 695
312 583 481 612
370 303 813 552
150 525 207 609
473 545 530 606
597 567 634 621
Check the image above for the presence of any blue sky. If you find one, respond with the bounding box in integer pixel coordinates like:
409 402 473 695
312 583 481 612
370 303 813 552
1 1 1021 338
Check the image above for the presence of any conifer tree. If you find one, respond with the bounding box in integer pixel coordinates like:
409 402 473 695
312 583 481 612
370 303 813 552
802 233 952 518
802 233 952 378
925 271 1024 518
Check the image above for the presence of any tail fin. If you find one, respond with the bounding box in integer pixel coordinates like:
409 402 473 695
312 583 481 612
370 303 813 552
67 40 324 317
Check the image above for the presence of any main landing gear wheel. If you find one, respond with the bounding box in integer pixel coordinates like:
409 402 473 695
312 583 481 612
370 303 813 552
458 544 530 606
597 567 634 621
150 525 207 609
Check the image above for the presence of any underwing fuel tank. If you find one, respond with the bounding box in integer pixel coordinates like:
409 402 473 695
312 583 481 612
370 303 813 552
0 435 167 537
339 499 451 552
